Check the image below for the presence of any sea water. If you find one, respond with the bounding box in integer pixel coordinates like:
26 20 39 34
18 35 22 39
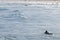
0 3 60 40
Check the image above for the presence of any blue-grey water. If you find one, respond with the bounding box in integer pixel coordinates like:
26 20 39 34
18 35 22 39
0 3 60 40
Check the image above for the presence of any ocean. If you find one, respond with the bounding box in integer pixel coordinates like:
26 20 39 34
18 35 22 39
0 3 60 40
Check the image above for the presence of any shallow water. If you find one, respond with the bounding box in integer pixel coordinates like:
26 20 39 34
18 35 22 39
0 3 60 40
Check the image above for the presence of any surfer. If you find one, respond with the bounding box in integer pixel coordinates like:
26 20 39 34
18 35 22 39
44 30 53 35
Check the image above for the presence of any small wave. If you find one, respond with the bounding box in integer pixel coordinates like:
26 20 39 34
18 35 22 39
0 8 8 11
1 10 26 21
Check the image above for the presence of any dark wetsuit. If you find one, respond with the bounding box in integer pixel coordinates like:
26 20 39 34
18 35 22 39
45 30 49 34
44 30 53 35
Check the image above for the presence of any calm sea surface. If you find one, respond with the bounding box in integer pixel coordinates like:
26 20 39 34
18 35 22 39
0 3 59 40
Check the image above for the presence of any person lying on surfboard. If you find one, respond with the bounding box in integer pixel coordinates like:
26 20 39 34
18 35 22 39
44 30 53 35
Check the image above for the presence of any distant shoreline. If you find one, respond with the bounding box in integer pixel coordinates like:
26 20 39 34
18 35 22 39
0 1 60 5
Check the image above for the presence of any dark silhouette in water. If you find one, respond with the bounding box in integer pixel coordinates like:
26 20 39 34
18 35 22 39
44 30 53 35
25 4 28 6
